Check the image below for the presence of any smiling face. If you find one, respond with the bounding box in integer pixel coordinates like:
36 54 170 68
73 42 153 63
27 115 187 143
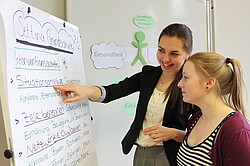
178 61 207 105
157 35 190 76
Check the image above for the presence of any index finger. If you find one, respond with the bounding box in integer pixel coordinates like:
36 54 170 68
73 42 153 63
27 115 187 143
53 85 64 90
54 85 72 92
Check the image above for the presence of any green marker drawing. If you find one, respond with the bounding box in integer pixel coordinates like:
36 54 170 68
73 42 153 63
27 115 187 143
131 31 148 66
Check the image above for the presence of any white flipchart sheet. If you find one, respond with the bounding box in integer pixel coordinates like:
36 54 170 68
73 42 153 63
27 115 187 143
0 1 98 166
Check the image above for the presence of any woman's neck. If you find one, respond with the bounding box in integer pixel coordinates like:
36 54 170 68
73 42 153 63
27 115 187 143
161 71 175 82
156 71 175 92
198 95 234 121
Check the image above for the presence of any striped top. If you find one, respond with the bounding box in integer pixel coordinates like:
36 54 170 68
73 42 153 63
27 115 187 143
177 112 235 166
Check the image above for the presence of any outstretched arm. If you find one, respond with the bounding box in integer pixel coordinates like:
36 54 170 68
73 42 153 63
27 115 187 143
131 41 138 47
144 125 186 143
54 82 102 103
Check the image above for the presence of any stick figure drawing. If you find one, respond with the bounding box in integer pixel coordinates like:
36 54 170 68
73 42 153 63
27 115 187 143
131 31 148 66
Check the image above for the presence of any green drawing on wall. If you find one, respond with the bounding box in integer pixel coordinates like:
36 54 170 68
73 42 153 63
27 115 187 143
131 31 148 66
133 13 155 29
122 100 137 115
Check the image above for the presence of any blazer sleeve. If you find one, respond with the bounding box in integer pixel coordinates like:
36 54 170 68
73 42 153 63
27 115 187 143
102 65 158 103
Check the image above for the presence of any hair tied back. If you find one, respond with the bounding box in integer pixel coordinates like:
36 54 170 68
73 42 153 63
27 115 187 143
226 58 231 64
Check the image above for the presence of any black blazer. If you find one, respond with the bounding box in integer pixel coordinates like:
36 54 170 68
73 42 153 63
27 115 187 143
102 65 198 166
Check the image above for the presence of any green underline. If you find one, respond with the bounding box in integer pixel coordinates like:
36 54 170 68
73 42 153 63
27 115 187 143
15 67 60 71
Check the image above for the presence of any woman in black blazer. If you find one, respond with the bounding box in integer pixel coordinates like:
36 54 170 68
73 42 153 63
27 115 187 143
55 23 199 166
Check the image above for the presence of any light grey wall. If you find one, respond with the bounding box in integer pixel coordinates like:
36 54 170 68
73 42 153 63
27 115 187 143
21 0 66 20
214 0 250 118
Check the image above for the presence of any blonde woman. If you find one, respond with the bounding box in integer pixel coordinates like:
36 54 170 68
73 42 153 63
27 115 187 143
177 52 250 166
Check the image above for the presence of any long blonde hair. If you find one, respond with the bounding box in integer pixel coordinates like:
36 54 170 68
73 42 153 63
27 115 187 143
187 52 246 117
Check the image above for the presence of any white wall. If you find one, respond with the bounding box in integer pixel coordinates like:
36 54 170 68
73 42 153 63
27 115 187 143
214 0 250 119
